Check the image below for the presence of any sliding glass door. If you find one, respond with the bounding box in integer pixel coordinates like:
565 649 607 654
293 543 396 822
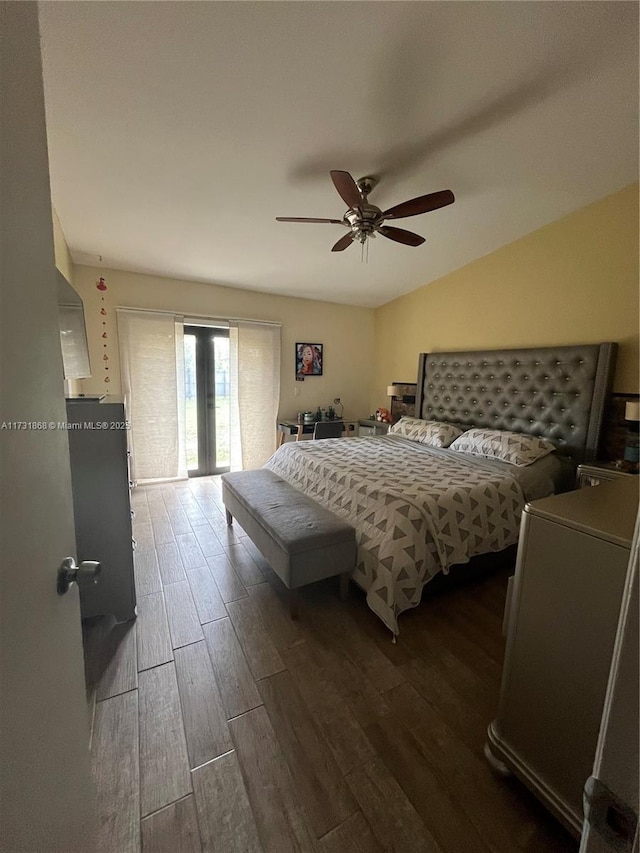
184 326 230 476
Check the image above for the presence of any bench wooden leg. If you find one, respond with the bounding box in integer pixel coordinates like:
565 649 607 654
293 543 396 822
289 587 299 620
225 509 233 526
339 572 350 601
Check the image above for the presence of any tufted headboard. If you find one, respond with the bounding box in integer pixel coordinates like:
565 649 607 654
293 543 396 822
416 343 617 463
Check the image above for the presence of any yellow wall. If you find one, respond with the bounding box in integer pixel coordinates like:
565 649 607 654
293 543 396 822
52 207 74 284
73 265 375 421
373 183 639 402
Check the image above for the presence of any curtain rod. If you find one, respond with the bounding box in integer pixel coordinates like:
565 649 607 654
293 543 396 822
115 305 281 327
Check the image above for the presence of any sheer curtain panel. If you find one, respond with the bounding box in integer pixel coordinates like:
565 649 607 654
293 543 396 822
229 321 281 470
117 310 187 482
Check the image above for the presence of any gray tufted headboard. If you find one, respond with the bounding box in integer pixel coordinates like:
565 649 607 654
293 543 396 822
416 343 617 463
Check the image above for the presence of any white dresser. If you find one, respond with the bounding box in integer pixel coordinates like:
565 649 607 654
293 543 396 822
486 478 638 836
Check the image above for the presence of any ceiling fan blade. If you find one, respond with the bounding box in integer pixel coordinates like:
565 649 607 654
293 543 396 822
383 189 455 220
276 217 344 224
378 225 425 247
331 232 355 252
330 170 362 209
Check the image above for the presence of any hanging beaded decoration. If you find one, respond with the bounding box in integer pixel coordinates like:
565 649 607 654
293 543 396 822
96 273 110 384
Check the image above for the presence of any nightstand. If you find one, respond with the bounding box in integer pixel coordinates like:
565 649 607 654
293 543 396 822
576 462 634 488
358 419 390 437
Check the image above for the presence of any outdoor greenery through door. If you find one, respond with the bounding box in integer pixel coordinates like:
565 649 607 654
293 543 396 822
184 326 230 475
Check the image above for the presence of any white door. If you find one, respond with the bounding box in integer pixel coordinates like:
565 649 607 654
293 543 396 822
0 4 96 851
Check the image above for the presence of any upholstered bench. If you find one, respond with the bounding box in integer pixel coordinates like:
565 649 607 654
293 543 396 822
221 469 356 618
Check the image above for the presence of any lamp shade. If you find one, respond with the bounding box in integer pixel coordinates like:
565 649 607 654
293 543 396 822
625 401 640 422
387 385 400 397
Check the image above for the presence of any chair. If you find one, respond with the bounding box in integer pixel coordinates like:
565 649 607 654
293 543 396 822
312 421 344 440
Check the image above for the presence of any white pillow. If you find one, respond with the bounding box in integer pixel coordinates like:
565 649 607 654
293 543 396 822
449 428 556 467
388 417 463 448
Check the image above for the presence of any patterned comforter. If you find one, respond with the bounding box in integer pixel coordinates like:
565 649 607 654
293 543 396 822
264 435 525 634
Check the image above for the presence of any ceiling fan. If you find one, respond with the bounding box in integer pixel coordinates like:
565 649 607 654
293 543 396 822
276 170 455 252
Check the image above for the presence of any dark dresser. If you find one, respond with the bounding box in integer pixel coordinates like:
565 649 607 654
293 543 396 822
66 398 136 622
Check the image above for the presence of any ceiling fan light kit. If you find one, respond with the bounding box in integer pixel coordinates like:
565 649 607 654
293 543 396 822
276 170 455 254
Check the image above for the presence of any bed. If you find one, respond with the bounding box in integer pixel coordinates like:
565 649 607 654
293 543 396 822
265 343 617 633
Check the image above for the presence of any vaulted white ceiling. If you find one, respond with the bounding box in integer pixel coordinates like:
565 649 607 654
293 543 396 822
39 1 638 308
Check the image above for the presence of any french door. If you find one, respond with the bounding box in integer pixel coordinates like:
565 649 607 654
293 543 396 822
184 325 230 476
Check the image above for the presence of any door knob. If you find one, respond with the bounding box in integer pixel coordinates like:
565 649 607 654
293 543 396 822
57 556 101 596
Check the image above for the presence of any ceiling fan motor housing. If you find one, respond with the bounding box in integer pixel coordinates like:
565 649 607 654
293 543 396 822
344 204 384 240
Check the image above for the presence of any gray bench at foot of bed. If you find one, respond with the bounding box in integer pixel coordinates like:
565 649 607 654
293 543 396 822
221 469 356 618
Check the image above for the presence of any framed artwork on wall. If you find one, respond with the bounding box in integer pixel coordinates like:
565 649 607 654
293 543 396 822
296 342 323 376
296 344 322 377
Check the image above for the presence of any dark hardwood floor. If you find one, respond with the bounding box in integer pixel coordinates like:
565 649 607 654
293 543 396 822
84 475 578 853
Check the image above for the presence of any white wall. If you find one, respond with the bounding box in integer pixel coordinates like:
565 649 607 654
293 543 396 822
52 206 75 284
73 264 376 422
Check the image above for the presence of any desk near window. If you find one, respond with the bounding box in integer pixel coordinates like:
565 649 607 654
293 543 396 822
277 419 356 446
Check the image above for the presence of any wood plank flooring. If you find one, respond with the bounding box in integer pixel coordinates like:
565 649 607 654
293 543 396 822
85 476 578 853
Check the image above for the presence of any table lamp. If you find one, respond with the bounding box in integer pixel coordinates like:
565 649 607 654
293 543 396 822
387 385 400 404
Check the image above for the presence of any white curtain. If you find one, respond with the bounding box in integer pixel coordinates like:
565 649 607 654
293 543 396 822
229 321 281 470
117 309 187 483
